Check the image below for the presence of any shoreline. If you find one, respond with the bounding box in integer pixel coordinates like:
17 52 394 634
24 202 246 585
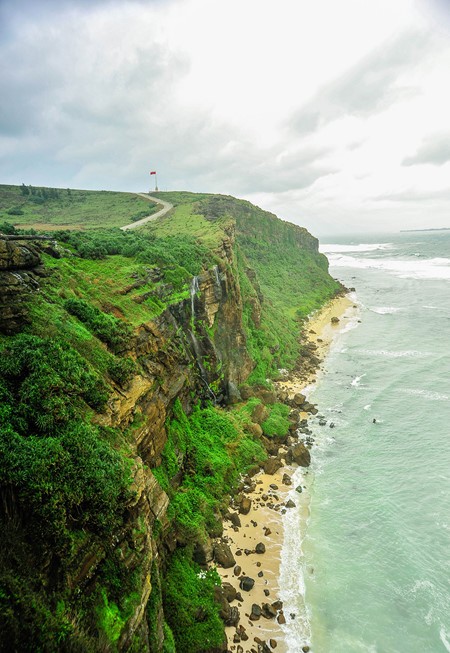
217 294 358 653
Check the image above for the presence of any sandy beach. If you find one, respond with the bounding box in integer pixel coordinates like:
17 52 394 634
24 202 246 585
218 293 357 653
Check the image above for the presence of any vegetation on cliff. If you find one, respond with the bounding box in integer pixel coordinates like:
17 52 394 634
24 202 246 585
0 185 341 652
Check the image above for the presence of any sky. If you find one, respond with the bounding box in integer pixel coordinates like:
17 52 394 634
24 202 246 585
1 0 450 235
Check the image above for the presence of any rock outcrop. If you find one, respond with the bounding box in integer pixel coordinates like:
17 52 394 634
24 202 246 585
0 238 43 333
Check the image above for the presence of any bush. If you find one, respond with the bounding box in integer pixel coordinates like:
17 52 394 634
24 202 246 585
158 401 265 543
107 356 137 386
0 421 130 546
261 402 290 437
65 298 132 354
0 334 108 435
0 221 17 235
163 549 224 653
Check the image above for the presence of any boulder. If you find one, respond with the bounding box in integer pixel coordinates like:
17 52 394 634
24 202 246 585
222 582 237 603
285 499 296 508
246 464 261 478
193 538 214 565
250 603 262 621
289 442 311 467
255 542 266 554
225 606 240 627
239 497 252 515
263 457 283 475
246 422 263 437
227 381 242 405
256 389 277 405
277 612 286 625
261 603 277 619
239 384 254 400
214 586 231 621
282 473 292 486
228 512 242 528
292 393 306 406
214 542 236 568
239 576 255 592
252 403 269 424
331 316 340 324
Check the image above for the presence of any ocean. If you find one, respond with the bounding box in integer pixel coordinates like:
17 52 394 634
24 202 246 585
279 231 450 653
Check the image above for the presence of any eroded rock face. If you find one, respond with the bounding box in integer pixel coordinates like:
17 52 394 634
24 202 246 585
0 239 41 270
0 239 42 333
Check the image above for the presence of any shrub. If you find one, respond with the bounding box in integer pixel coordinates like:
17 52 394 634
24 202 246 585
64 298 132 354
0 334 108 435
261 402 291 437
163 549 224 653
0 421 130 547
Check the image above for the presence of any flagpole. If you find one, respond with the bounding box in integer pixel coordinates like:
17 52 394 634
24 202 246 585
155 173 158 192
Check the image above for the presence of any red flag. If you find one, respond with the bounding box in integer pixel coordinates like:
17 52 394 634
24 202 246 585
150 171 156 175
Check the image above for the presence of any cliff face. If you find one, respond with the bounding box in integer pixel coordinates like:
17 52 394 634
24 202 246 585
0 239 43 333
0 193 341 653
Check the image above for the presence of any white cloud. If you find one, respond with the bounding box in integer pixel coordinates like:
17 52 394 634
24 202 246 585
1 0 450 233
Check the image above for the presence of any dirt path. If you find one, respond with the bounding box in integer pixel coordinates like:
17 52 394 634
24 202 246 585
120 193 173 231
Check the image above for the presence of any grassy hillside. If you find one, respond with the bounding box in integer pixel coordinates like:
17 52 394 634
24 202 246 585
148 192 342 381
0 184 157 230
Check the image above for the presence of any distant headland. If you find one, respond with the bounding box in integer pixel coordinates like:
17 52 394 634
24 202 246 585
400 227 450 232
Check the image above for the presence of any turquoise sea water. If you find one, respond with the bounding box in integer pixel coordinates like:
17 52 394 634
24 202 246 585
280 232 450 653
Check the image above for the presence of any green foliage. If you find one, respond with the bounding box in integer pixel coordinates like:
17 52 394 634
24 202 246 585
0 421 130 547
158 401 265 543
0 334 108 434
0 567 73 652
64 298 132 354
261 402 290 437
0 221 17 234
163 549 224 653
6 207 24 216
162 622 176 653
107 356 137 386
0 184 156 230
97 590 126 645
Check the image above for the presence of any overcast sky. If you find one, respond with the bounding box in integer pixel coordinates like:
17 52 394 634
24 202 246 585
1 0 450 235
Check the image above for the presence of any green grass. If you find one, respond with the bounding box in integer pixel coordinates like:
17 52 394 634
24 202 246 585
153 400 266 542
143 193 232 250
0 184 157 230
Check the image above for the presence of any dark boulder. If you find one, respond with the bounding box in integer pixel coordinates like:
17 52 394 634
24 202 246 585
239 576 255 592
214 542 236 568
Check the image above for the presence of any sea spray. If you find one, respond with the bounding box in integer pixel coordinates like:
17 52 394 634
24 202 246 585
279 465 312 651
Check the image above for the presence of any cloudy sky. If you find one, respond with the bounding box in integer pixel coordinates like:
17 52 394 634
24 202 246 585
1 0 450 234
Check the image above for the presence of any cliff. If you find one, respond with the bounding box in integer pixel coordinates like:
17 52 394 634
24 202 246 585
0 190 341 652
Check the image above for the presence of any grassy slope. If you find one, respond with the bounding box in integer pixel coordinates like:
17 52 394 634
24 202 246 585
0 184 157 230
150 192 342 381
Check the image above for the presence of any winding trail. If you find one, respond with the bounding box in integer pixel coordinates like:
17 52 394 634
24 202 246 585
120 193 173 231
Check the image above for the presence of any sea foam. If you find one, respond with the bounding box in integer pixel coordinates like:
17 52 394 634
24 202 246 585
326 253 450 280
